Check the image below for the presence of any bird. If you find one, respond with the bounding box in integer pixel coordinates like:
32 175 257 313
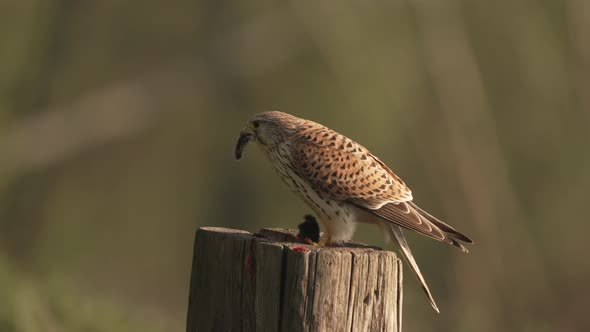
235 111 473 312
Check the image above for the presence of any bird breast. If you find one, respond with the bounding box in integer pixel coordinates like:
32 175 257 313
267 144 353 223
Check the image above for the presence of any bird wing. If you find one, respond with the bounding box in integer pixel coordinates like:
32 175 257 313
290 126 412 204
290 126 463 246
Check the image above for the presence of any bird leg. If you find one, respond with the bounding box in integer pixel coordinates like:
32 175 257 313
317 233 331 247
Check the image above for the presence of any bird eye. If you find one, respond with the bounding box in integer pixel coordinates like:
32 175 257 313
252 121 260 129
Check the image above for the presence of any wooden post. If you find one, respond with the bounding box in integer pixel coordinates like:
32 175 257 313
186 227 403 332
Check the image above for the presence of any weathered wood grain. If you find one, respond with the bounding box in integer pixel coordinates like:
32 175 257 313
187 227 402 332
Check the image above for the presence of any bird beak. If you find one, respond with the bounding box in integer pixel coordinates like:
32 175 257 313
235 128 253 160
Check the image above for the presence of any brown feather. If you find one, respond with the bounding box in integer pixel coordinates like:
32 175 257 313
408 202 474 244
372 202 445 240
371 202 470 252
290 126 412 204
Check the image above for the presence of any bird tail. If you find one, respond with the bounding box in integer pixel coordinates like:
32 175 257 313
386 223 440 313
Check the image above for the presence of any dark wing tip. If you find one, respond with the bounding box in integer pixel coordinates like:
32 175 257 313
447 231 474 244
450 238 469 253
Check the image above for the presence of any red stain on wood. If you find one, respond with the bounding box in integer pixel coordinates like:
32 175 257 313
292 246 308 252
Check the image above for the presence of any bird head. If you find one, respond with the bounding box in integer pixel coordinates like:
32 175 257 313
235 111 302 160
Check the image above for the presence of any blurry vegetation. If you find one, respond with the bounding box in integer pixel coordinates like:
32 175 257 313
0 254 176 332
1 0 589 331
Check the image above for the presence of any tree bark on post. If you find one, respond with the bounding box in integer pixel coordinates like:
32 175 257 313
186 227 403 332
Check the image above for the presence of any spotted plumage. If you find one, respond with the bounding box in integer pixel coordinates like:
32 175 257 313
236 111 473 313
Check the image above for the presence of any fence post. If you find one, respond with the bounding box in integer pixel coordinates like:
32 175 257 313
186 227 402 332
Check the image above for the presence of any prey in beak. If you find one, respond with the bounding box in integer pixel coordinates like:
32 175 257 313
235 131 253 160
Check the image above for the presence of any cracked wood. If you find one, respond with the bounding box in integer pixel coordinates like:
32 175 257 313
187 227 402 332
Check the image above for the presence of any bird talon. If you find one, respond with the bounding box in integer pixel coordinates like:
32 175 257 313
303 238 318 246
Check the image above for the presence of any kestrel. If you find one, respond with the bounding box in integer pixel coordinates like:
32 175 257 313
235 111 473 312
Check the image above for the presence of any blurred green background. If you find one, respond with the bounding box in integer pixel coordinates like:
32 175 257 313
1 0 589 331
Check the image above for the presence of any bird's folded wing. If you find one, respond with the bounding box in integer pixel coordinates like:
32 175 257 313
289 127 470 249
290 126 412 204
